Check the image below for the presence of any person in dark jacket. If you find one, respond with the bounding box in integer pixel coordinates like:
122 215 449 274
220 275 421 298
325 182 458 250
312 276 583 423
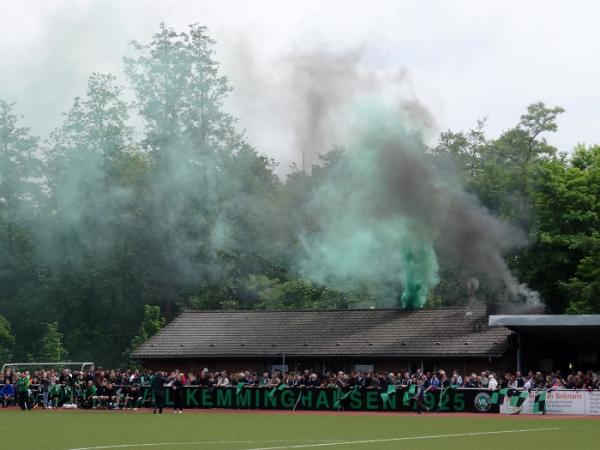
172 373 184 414
151 371 166 414
413 376 428 414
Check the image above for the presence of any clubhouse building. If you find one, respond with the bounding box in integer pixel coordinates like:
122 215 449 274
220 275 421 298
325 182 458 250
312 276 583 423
132 306 515 374
133 305 600 375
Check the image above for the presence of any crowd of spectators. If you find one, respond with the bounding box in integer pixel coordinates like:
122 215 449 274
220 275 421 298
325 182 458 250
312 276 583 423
2 365 599 411
180 367 600 391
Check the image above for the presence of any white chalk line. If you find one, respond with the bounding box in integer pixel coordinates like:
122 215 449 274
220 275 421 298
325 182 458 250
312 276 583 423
242 427 561 450
67 439 336 450
68 442 253 450
67 427 560 450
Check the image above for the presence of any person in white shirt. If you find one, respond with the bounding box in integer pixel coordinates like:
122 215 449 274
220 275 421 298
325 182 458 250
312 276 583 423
488 374 499 390
216 371 230 387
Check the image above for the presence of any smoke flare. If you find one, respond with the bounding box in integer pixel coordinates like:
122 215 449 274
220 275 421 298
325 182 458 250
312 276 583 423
295 99 541 309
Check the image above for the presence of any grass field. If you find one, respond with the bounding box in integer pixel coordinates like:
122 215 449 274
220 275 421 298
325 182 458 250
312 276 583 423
1 409 598 450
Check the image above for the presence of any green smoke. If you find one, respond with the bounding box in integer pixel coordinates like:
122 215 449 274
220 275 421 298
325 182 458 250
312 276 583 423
0 21 545 367
296 100 439 308
0 24 284 362
399 249 437 309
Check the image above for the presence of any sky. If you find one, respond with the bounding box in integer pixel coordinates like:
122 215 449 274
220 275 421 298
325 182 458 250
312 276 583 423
1 0 598 171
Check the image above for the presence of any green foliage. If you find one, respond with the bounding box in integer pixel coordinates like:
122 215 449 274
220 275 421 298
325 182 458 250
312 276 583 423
521 145 600 313
431 102 566 307
122 22 281 320
0 24 282 365
0 22 596 364
242 275 372 310
0 101 45 362
37 322 67 362
124 305 165 361
0 314 15 365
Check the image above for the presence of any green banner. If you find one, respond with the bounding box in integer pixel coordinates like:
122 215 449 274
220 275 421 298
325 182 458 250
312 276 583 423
138 386 500 413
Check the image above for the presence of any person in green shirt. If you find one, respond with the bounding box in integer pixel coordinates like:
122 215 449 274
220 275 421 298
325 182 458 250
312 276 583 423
49 381 61 408
84 380 97 409
16 372 31 410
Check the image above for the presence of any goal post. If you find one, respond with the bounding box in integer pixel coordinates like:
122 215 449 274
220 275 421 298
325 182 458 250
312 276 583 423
1 361 95 373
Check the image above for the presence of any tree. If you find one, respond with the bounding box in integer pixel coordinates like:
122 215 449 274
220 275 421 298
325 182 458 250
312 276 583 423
45 72 131 242
520 145 600 313
124 305 165 360
1 20 591 366
0 100 40 223
430 103 565 306
433 118 488 183
433 102 564 221
0 314 15 365
0 25 284 364
0 100 44 360
37 322 67 361
42 73 145 365
518 102 565 162
124 23 239 161
124 23 281 319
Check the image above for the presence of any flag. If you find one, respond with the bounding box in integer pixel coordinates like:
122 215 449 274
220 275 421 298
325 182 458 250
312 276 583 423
490 388 509 405
509 390 529 408
402 384 417 406
267 383 288 398
333 386 358 409
380 384 397 402
437 385 451 410
533 391 547 414
236 383 245 396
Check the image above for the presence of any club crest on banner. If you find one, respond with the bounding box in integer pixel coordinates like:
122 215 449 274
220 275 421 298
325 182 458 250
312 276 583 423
474 392 492 412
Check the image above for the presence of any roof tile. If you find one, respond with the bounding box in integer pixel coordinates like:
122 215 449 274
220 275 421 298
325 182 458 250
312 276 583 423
133 307 511 359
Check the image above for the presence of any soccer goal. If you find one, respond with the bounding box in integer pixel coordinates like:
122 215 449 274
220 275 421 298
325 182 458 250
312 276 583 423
1 361 95 373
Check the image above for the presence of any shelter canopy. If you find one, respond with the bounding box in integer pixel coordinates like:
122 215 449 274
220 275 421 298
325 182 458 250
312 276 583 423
489 314 600 345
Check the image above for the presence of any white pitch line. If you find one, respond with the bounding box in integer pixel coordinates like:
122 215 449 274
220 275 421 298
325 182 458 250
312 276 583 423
67 439 336 450
67 441 255 450
67 428 560 450
242 427 561 450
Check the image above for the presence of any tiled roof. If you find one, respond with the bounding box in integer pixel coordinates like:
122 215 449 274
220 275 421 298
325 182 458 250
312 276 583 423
132 307 512 359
